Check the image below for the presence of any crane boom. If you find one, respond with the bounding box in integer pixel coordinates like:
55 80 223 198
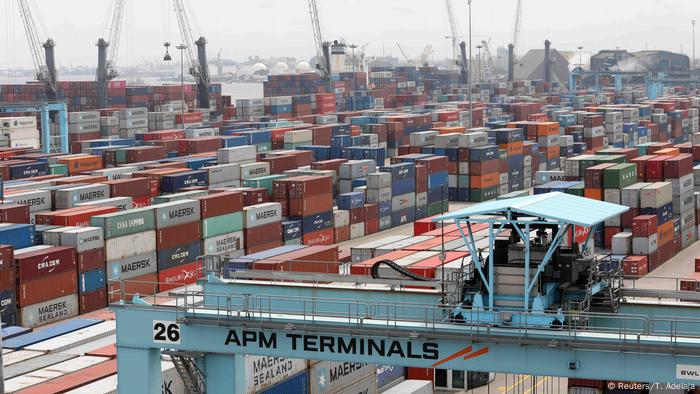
308 0 330 85
172 0 210 108
395 42 411 64
445 0 462 67
481 40 498 80
512 0 522 55
17 0 57 98
106 0 125 68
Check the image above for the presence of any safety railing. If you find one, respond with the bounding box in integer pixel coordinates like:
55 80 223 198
162 290 700 346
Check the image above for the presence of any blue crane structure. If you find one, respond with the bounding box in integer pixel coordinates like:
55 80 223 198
114 192 700 393
0 102 68 153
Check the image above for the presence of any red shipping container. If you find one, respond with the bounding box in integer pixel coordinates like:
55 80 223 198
108 272 158 303
365 218 379 235
104 177 150 198
349 207 365 224
310 159 348 172
51 206 119 227
695 257 700 273
287 176 333 199
632 215 658 237
0 204 30 223
242 188 269 206
604 226 622 248
415 164 428 194
177 137 220 155
246 240 283 255
77 248 106 273
194 191 243 218
288 193 333 217
414 217 437 235
79 288 107 314
245 222 282 248
631 155 655 180
262 155 298 174
18 269 77 307
334 226 350 243
645 156 668 179
620 208 639 229
0 244 14 271
622 255 648 276
364 204 379 221
302 228 335 246
0 268 14 292
175 112 204 124
133 196 151 208
125 146 166 163
417 156 449 174
158 261 202 292
662 153 693 178
253 245 338 274
407 367 434 381
584 164 616 189
15 246 76 282
157 221 202 250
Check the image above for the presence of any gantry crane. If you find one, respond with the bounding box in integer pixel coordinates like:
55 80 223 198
97 0 125 109
481 39 498 80
420 45 434 67
445 0 462 69
171 0 211 109
512 0 522 55
308 0 331 90
396 42 413 65
17 0 57 100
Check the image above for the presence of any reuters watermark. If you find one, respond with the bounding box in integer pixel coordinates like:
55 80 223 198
607 382 696 391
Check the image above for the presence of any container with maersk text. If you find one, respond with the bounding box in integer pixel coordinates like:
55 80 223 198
245 355 307 394
20 293 79 328
310 360 375 394
244 202 282 229
154 200 201 229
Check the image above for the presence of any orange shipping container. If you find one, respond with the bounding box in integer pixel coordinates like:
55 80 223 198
584 188 602 200
470 173 499 188
57 155 103 175
654 148 680 156
657 221 675 247
536 122 559 136
500 141 524 156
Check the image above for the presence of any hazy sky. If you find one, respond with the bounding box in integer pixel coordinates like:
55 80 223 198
1 0 698 70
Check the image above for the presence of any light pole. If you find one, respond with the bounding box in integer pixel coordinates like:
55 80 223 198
349 43 358 110
176 44 188 127
467 0 472 127
476 44 483 84
577 46 584 68
692 20 696 72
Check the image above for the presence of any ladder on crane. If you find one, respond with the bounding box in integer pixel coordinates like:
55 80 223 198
163 350 206 394
171 0 211 109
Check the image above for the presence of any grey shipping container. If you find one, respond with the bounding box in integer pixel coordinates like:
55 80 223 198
107 251 158 280
244 202 282 228
20 294 79 328
59 227 104 253
154 200 201 228
54 184 110 209
310 361 375 394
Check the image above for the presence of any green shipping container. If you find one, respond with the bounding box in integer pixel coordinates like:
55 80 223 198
637 142 656 156
49 164 68 176
603 163 638 189
565 182 585 196
428 201 449 216
242 174 288 194
255 143 271 153
153 190 208 204
469 186 499 202
201 211 244 238
90 207 155 239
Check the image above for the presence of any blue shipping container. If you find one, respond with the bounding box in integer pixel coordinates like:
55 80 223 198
10 162 49 180
160 171 209 193
282 220 303 241
337 192 365 210
377 365 405 388
260 372 309 394
391 208 416 227
380 162 415 180
80 269 106 293
3 318 102 349
156 242 201 271
299 211 333 233
391 178 416 196
0 224 35 249
1 325 31 340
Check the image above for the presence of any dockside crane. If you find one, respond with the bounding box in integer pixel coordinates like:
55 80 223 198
445 0 462 69
171 0 211 109
512 0 522 56
17 0 57 100
96 0 125 109
308 0 331 90
481 40 498 80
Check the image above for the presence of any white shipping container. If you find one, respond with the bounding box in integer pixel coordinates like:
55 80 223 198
246 355 307 394
284 129 313 143
68 111 100 124
92 166 137 180
5 356 109 393
154 200 201 228
240 162 271 180
25 321 116 353
105 230 156 261
6 190 51 213
65 360 185 394
206 163 241 184
382 379 433 394
640 182 673 208
60 227 104 253
3 350 46 367
611 232 632 255
1 116 37 130
367 172 392 189
459 132 488 148
202 231 244 256
350 223 365 239
351 235 410 263
409 131 437 147
218 146 257 164
333 209 350 228
336 374 377 394
632 234 658 255
75 196 133 212
244 203 282 228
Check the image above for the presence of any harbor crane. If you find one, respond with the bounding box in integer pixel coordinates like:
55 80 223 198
171 0 211 109
17 0 57 100
96 0 125 109
445 0 462 68
308 0 331 90
512 0 522 56
481 39 498 80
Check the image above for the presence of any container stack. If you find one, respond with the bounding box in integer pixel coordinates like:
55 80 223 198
235 98 265 121
381 162 416 227
1 116 41 149
148 112 176 131
154 200 202 291
367 172 392 231
338 159 376 194
60 226 107 314
68 111 101 149
286 176 335 246
0 245 16 326
195 191 245 261
15 245 78 328
338 191 366 240
118 107 148 138
243 202 283 254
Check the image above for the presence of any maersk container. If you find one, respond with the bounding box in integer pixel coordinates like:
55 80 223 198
105 230 156 261
92 166 137 180
202 231 244 256
79 269 106 293
160 171 208 193
3 318 101 349
24 320 115 353
0 223 35 249
300 211 333 233
246 355 307 394
60 227 104 253
337 374 377 394
90 207 155 239
309 361 375 394
202 211 244 238
154 200 201 228
54 184 110 209
241 162 271 180
63 359 185 394
244 202 282 229
351 235 410 263
157 241 201 271
5 189 51 213
20 294 78 328
76 196 133 212
107 251 158 280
